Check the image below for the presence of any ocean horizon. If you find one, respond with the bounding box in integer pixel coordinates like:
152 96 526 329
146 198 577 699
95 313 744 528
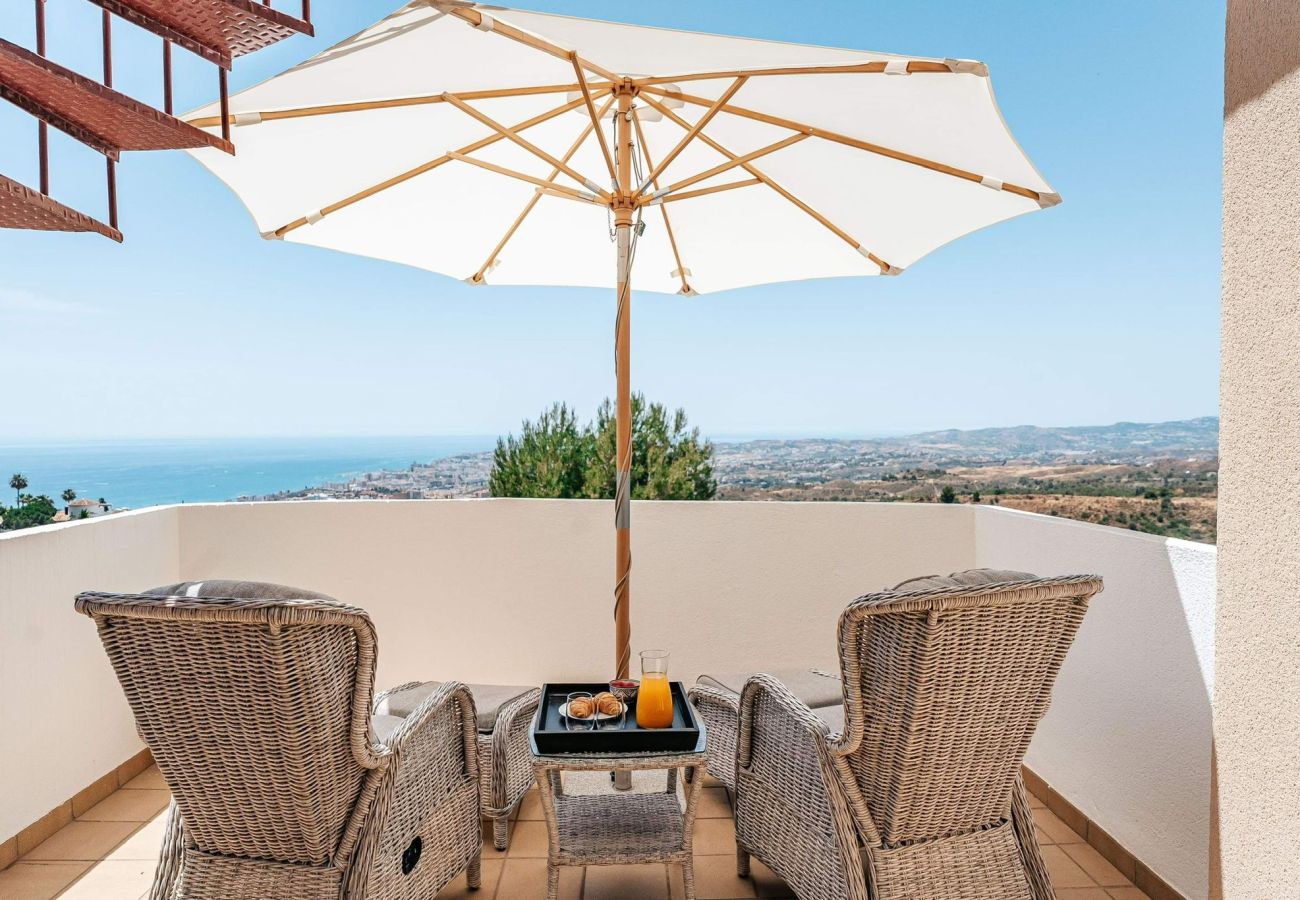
0 436 498 510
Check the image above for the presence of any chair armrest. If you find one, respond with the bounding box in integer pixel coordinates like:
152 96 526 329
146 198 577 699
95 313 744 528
345 682 481 897
376 681 479 781
737 673 828 772
736 674 870 899
487 688 541 811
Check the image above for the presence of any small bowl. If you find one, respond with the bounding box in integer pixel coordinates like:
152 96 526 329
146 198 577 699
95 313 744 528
609 679 639 706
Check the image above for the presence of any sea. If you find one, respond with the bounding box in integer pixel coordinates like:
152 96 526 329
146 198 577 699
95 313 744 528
0 436 496 510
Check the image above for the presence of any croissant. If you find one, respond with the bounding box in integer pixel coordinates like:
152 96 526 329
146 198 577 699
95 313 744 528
568 697 594 719
595 695 623 717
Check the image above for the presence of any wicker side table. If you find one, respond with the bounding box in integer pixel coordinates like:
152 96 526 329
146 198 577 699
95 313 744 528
532 748 708 900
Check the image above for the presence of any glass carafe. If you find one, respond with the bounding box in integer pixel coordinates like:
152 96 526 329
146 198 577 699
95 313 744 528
636 650 674 729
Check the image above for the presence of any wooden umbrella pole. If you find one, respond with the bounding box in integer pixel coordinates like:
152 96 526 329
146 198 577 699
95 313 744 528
613 85 635 681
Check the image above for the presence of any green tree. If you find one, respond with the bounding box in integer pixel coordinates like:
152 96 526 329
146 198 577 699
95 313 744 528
62 488 77 505
0 494 57 531
939 485 957 504
489 403 594 498
585 394 716 500
9 473 27 506
488 395 716 501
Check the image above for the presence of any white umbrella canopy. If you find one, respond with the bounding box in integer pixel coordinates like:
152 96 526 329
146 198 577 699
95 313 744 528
185 1 1058 295
183 1 1060 678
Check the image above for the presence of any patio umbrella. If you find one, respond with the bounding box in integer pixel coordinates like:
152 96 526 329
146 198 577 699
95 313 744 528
184 1 1060 679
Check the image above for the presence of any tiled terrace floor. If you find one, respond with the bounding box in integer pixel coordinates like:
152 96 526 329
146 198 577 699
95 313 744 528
0 767 1152 900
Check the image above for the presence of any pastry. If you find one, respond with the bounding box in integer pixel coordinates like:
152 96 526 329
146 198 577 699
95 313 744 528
595 694 623 717
568 697 594 719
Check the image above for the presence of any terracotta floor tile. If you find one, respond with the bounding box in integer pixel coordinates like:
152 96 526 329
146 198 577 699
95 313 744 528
121 767 167 791
1063 841 1132 887
1056 890 1111 900
749 859 795 898
1041 845 1096 889
584 863 669 899
696 788 733 819
691 853 756 898
496 858 581 900
107 815 168 862
506 820 550 857
22 821 137 862
0 861 91 900
518 789 545 820
1034 807 1086 845
692 818 738 856
700 771 724 788
57 858 154 899
1107 888 1152 900
435 858 504 899
78 789 170 823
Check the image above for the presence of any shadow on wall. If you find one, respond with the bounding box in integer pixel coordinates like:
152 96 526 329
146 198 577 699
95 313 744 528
976 509 1215 900
1224 2 1300 115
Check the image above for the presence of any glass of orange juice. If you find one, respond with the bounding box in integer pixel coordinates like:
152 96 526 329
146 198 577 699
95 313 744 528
636 650 675 729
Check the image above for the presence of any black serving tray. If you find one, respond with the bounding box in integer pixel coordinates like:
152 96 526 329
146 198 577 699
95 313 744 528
530 681 705 755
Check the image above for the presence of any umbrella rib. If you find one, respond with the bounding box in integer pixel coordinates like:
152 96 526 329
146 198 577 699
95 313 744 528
187 82 616 130
635 77 748 197
446 152 603 204
269 93 602 238
632 59 975 88
470 96 615 284
638 91 898 274
643 134 809 202
631 107 690 295
571 53 617 182
639 85 1052 205
441 92 612 200
441 4 620 84
657 178 763 204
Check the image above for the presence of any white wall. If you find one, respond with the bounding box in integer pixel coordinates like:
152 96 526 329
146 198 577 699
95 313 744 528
0 497 1215 900
976 505 1215 900
0 507 179 842
176 499 976 688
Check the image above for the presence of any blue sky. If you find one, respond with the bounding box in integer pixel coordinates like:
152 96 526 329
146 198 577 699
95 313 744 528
0 1 1223 440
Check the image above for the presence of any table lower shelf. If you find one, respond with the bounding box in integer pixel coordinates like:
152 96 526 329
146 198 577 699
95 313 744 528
551 791 688 864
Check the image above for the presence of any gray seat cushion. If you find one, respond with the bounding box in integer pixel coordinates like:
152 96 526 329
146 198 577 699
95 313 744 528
145 580 338 602
377 681 534 733
889 568 1038 593
371 714 404 745
696 668 842 708
813 704 845 735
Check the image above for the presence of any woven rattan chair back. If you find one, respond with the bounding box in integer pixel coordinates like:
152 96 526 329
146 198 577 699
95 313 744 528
834 575 1102 847
75 592 383 868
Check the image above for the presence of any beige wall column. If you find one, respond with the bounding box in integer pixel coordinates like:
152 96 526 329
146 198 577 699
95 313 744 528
1219 3 1300 896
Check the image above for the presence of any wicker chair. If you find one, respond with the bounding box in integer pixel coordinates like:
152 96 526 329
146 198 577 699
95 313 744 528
75 581 483 900
688 668 841 791
732 571 1103 900
376 681 540 850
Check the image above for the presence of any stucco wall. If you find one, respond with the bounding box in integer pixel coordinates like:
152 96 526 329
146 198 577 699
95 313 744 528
977 506 1215 900
0 508 179 843
1220 3 1300 896
0 498 1215 898
175 499 977 687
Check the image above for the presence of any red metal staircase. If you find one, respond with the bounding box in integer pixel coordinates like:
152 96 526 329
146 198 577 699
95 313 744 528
0 0 312 241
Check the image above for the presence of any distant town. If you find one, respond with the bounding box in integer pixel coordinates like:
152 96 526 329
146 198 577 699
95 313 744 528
241 417 1220 543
